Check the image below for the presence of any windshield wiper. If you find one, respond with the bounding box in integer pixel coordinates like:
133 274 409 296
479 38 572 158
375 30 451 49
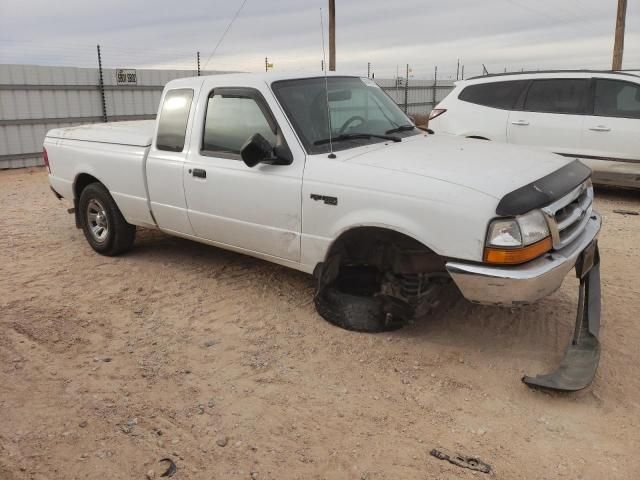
313 133 401 146
385 124 416 134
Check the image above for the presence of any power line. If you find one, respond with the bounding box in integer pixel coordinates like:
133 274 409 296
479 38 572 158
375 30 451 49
202 0 249 70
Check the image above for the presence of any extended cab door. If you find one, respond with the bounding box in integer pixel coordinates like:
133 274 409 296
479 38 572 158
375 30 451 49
183 85 304 262
146 87 197 234
580 78 640 186
507 78 589 155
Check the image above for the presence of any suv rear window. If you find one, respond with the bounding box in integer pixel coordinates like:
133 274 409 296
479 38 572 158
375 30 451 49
523 79 589 115
156 89 194 152
458 81 527 109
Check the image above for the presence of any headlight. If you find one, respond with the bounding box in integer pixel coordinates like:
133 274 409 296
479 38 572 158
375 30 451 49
484 210 552 264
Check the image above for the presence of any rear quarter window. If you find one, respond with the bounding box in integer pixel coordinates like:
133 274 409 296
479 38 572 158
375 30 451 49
156 89 194 152
458 81 528 109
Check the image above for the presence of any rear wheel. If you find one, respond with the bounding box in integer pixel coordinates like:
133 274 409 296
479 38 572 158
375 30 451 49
78 183 136 256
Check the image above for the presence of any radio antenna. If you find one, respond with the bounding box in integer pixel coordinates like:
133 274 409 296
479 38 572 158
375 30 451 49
320 8 336 159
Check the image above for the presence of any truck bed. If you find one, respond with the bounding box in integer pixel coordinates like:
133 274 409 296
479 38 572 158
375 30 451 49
46 120 156 147
45 120 157 229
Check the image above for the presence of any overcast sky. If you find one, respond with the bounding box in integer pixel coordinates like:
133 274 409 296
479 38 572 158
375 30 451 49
1 0 638 79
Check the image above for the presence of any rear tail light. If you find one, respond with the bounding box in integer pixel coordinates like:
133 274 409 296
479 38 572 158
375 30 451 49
428 108 447 121
43 148 50 173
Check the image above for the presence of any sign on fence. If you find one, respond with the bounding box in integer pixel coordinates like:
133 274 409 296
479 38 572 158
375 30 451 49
116 69 137 85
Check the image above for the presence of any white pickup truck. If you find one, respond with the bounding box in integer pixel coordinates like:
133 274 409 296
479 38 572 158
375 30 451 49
45 72 602 391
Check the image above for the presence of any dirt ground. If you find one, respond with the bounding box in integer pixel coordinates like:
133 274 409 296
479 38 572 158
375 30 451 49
1 168 639 480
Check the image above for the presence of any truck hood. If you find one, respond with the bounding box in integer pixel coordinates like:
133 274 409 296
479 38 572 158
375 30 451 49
342 134 573 199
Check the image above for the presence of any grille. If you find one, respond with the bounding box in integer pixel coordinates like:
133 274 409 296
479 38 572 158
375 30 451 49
542 180 593 250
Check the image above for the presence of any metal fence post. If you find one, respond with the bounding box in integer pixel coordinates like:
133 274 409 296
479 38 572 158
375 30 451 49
197 51 201 76
404 64 409 113
96 44 107 123
432 66 437 110
367 62 370 78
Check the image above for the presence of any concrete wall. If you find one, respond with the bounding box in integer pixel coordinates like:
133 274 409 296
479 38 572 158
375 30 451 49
0 64 454 169
0 64 229 169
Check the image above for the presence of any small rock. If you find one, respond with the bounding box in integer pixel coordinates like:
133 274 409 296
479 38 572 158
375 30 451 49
127 418 138 427
401 378 411 385
146 469 156 479
207 399 215 408
204 340 216 348
477 428 486 436
78 420 88 428
251 471 258 479
216 436 228 447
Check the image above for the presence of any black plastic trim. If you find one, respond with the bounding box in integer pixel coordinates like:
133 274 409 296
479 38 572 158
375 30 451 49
50 185 63 200
496 160 591 216
556 152 640 165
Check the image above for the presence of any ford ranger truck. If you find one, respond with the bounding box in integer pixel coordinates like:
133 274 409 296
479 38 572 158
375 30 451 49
44 73 602 391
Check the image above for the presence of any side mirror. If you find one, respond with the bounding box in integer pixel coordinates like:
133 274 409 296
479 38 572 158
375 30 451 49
241 133 274 168
240 133 293 168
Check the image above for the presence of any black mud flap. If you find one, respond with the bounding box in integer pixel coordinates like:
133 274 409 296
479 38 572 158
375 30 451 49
522 243 601 392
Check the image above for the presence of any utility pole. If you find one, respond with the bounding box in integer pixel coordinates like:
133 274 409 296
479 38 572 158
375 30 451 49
329 0 336 71
612 0 627 70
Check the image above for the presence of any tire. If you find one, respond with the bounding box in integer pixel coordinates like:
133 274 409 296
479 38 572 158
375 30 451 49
78 182 136 256
314 286 409 333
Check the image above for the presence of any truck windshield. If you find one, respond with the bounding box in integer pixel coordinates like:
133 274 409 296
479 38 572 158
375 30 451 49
271 76 419 154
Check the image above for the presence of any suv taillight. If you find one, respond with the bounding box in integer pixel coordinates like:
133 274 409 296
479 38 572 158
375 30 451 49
43 148 50 173
428 108 447 121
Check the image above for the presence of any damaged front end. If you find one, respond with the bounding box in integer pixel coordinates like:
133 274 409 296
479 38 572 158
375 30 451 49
522 241 600 391
448 164 602 392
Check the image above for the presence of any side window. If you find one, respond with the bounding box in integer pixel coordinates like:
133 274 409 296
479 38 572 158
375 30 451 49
458 81 527 109
202 92 277 158
594 79 640 119
523 79 589 114
156 89 194 152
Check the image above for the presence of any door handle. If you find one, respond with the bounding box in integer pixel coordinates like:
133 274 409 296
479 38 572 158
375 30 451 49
589 126 610 132
511 120 529 126
191 168 207 178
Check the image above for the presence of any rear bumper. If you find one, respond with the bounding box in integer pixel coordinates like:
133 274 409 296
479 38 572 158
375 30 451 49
445 212 601 306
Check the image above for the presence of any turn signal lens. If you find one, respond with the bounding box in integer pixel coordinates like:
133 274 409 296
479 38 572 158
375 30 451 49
484 236 552 265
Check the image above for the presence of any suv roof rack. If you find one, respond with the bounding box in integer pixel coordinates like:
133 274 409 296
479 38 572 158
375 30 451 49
467 69 640 80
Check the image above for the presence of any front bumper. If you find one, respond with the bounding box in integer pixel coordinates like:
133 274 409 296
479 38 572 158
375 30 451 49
445 211 601 306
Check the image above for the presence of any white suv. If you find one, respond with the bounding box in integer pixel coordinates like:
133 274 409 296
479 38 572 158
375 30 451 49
429 70 640 189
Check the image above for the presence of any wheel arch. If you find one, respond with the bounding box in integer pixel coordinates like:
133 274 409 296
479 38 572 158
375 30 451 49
74 172 103 199
465 135 491 141
314 224 445 281
72 173 111 228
